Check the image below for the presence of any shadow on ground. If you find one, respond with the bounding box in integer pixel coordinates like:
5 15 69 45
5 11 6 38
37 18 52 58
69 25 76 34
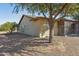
0 32 49 56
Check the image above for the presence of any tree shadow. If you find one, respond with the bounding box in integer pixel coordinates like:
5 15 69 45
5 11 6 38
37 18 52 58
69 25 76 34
0 32 49 56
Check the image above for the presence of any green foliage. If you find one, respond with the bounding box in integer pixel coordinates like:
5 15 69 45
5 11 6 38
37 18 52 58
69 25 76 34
0 22 17 31
13 3 79 18
65 4 79 16
13 3 65 17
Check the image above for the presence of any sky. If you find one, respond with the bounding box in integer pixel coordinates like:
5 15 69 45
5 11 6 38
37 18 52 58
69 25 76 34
0 3 30 25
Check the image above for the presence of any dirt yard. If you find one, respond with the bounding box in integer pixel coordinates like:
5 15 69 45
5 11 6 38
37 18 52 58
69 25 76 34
0 32 79 56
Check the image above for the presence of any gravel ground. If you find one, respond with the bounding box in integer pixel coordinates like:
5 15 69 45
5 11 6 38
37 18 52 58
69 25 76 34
0 33 79 56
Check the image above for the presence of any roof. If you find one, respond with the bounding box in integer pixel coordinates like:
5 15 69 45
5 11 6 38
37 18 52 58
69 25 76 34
18 15 79 26
58 18 79 23
18 15 49 25
30 17 49 22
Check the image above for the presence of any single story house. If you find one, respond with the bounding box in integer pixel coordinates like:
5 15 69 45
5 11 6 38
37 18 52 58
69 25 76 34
17 15 79 38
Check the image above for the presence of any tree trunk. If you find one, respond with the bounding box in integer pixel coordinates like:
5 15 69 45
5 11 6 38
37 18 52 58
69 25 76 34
48 3 54 43
49 24 53 43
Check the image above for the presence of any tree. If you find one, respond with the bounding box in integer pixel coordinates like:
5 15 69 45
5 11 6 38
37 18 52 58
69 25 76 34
9 22 17 33
12 3 79 43
0 22 17 32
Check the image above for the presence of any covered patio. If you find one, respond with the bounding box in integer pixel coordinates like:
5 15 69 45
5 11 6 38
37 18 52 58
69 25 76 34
54 19 79 36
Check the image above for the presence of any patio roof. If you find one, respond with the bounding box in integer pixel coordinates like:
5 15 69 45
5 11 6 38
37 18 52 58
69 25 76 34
58 18 79 23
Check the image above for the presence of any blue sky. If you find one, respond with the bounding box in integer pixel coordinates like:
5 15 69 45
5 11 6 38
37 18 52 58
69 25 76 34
0 3 30 25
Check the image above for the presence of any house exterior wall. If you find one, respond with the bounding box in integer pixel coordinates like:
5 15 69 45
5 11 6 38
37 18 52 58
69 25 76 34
54 21 59 36
64 21 79 36
57 20 64 36
75 23 79 34
39 24 49 38
64 21 72 35
18 16 42 36
18 15 79 37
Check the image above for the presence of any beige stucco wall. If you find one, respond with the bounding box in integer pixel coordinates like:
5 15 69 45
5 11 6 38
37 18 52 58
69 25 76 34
19 16 42 36
39 24 49 38
40 24 55 38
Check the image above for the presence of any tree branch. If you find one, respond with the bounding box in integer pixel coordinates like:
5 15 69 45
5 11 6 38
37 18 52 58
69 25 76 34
57 4 70 20
42 12 47 19
53 3 68 19
57 14 66 20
